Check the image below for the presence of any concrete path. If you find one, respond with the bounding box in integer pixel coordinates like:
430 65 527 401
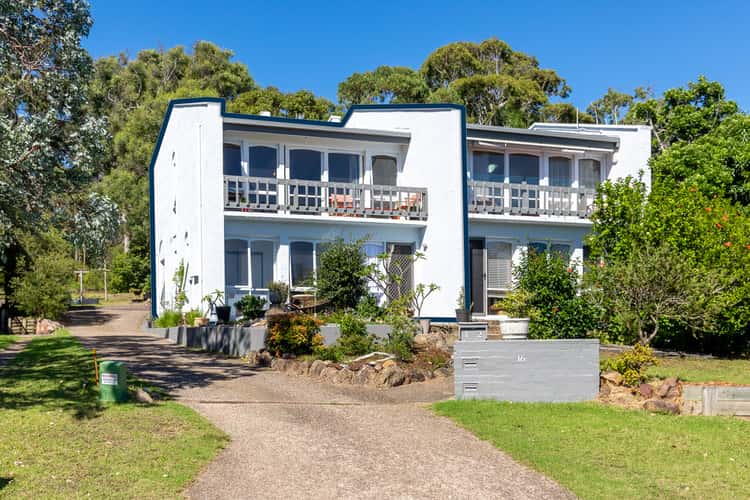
67 305 573 500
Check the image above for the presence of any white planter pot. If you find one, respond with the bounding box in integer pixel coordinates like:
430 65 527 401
499 318 529 340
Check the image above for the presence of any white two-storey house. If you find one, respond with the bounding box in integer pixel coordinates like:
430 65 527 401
149 98 650 320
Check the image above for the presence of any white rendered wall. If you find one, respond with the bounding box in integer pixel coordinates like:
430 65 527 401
153 102 225 316
529 123 652 189
344 108 466 318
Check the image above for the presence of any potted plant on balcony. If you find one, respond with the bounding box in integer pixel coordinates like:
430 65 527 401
455 287 471 322
203 289 229 325
410 283 439 334
492 290 531 340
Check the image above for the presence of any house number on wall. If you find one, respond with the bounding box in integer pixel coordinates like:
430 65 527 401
516 355 527 362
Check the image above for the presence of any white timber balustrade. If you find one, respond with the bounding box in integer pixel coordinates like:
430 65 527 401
468 180 595 217
224 175 428 220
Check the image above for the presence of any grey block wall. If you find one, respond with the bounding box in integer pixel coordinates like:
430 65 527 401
454 339 599 402
142 322 392 357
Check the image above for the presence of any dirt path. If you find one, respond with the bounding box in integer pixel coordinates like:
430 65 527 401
67 305 573 500
0 337 32 368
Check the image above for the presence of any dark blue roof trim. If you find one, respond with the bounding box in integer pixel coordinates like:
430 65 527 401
223 122 410 144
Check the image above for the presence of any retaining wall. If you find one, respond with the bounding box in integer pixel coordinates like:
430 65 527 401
142 322 392 357
454 339 599 402
682 385 750 416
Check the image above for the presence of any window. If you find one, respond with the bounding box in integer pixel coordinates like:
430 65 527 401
579 159 601 189
225 239 248 286
249 146 277 178
372 156 397 186
290 149 322 180
250 241 274 289
528 241 548 256
550 243 571 258
386 243 413 300
473 151 504 182
223 144 242 176
549 157 572 187
329 153 359 183
315 241 331 277
487 241 512 291
290 241 314 287
509 154 539 185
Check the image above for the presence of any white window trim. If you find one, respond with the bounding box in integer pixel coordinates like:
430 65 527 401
224 237 278 291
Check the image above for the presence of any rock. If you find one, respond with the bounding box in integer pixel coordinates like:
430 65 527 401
643 399 680 415
656 377 681 399
257 351 273 367
347 361 363 372
134 387 153 404
599 382 612 397
36 319 63 335
433 367 452 378
295 360 312 376
309 360 327 377
413 334 431 352
332 369 354 384
639 383 654 399
382 359 396 369
373 363 383 372
270 358 283 371
407 368 426 384
353 366 375 385
601 371 623 386
377 365 406 387
321 366 339 380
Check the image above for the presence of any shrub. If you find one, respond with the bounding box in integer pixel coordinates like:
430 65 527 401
153 310 182 328
316 239 368 309
184 308 202 326
234 294 266 321
313 345 343 362
354 294 385 322
267 281 289 305
110 250 150 293
383 303 418 361
601 344 658 387
416 347 451 369
512 249 599 339
336 313 375 356
266 313 323 356
11 254 74 320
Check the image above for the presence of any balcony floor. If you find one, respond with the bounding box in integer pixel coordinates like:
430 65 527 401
224 210 428 227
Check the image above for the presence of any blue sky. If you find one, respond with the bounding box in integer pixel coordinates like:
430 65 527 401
85 0 750 112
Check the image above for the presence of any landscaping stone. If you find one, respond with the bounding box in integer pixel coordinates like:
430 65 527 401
134 387 153 404
382 359 396 369
257 351 273 367
434 367 452 378
639 383 654 399
333 368 354 384
643 399 680 415
309 360 327 377
406 368 426 384
353 366 375 385
656 377 681 399
601 371 623 386
320 366 339 380
377 365 406 387
295 360 312 376
599 382 612 397
36 319 63 335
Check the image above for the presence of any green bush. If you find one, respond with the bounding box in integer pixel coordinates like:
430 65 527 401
234 294 266 321
354 294 386 322
11 254 75 320
110 249 150 293
383 304 418 361
267 313 323 356
601 344 659 387
316 239 368 309
313 345 343 362
336 313 375 356
512 249 599 339
153 310 181 328
184 308 203 326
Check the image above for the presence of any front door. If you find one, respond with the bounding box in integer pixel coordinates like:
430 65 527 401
470 239 485 315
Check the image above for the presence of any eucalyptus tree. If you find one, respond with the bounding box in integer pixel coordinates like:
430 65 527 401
0 0 107 293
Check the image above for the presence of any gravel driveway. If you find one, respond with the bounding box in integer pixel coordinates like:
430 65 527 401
67 305 572 500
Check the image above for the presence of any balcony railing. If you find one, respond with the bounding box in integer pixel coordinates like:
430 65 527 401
468 181 595 218
224 176 428 221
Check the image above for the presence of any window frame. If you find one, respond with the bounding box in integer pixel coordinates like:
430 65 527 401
224 238 277 291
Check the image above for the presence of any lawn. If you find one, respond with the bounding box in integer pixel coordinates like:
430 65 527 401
0 330 227 498
434 400 750 499
647 356 750 385
0 335 17 351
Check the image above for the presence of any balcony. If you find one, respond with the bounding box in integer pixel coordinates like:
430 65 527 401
224 175 428 221
468 181 595 218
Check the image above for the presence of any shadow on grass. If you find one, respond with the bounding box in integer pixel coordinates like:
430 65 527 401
0 477 13 490
0 334 102 419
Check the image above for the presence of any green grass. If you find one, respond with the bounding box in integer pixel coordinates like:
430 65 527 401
0 335 17 351
434 400 750 499
0 330 228 498
648 356 750 385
